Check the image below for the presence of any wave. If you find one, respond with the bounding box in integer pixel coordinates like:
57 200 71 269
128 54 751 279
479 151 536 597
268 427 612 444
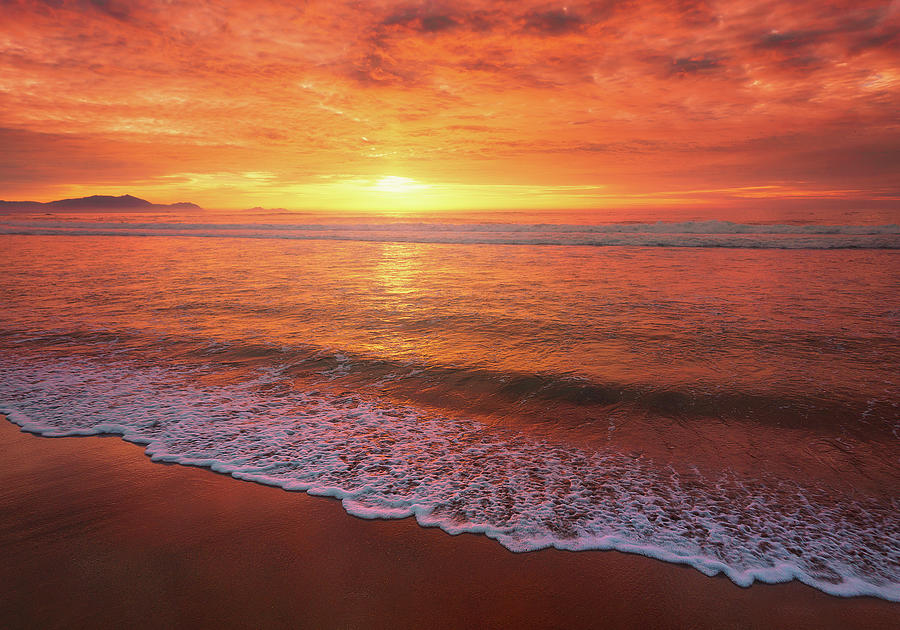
4 219 900 234
1 353 898 601
5 329 895 436
2 219 899 248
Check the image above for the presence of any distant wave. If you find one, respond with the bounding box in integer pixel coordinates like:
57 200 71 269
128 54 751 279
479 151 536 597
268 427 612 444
3 219 900 234
2 219 899 248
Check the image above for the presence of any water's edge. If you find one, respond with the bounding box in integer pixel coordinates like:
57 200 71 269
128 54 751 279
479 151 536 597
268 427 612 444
3 408 897 603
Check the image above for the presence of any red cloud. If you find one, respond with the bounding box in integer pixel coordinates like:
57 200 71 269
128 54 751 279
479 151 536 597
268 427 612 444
0 0 897 207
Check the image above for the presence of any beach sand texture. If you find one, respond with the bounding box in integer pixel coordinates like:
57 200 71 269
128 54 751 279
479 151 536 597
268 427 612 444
1 419 896 630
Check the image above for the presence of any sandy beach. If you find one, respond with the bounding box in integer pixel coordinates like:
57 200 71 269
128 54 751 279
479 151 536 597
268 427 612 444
0 417 896 630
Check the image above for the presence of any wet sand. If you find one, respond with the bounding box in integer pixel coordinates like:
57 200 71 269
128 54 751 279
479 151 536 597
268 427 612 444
0 418 896 629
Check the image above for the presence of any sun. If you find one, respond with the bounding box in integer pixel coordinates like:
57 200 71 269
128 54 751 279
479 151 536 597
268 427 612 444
371 176 429 194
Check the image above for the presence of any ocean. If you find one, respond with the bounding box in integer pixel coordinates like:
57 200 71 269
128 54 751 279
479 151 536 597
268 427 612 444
1 207 898 600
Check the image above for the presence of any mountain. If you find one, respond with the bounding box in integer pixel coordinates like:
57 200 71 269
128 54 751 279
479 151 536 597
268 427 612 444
0 195 202 212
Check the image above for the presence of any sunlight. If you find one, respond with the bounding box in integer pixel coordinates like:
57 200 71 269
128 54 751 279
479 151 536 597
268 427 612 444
371 176 429 194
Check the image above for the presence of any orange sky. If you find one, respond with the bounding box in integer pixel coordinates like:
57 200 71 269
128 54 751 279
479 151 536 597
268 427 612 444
1 0 898 212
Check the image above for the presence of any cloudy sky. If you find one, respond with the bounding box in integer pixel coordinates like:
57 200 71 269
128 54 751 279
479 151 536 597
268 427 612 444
1 0 898 211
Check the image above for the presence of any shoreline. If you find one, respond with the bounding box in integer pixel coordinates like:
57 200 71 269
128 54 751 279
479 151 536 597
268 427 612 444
0 417 897 629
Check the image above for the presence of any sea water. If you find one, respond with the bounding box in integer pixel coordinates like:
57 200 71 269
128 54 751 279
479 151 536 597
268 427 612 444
1 208 897 600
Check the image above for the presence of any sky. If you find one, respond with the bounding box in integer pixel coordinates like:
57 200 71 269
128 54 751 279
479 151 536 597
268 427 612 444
1 0 898 212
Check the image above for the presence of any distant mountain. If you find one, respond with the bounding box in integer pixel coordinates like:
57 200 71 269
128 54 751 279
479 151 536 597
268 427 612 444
0 194 202 212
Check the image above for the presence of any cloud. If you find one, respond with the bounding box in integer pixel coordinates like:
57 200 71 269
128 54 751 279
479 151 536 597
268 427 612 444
382 6 460 33
669 55 724 75
522 9 584 35
0 0 897 207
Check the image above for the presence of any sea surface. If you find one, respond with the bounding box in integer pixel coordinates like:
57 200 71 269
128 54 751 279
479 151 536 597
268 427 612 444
1 207 898 600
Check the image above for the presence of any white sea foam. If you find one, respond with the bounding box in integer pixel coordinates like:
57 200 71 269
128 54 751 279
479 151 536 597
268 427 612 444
1 219 898 248
1 354 897 601
3 219 899 234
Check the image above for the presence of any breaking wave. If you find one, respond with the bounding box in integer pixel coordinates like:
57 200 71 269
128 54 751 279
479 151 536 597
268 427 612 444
2 219 899 248
1 353 898 601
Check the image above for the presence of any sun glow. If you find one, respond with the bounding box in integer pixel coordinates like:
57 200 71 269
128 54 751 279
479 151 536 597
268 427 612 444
371 176 430 194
